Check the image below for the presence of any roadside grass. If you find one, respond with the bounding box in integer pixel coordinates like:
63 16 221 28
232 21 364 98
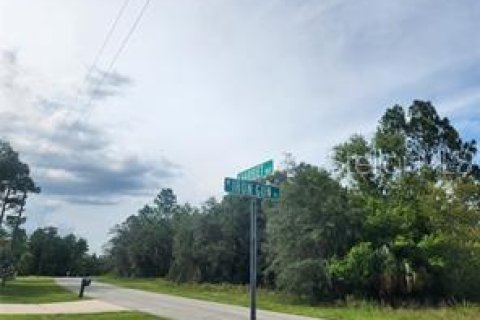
0 312 165 320
0 277 79 304
98 276 480 320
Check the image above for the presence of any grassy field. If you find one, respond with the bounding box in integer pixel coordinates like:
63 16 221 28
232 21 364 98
0 312 165 320
0 277 79 304
99 276 480 320
0 278 165 319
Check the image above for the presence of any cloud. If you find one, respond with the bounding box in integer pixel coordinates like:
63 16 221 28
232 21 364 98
3 1 480 252
32 153 177 200
1 50 18 89
0 49 179 205
62 197 120 206
85 68 133 101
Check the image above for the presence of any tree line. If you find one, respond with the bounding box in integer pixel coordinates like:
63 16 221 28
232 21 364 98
2 100 479 304
106 101 480 306
17 226 105 276
0 141 102 281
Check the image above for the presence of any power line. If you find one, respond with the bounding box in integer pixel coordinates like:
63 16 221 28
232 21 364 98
81 0 151 115
73 0 131 110
83 0 131 90
53 0 151 146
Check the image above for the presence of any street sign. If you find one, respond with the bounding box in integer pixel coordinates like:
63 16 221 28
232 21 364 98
224 159 279 320
224 177 280 199
237 160 274 181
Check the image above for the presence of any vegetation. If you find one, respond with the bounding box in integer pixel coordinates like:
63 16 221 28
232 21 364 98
106 190 253 284
0 141 40 284
1 100 479 317
106 101 480 306
99 276 480 320
18 227 105 277
0 141 103 280
0 313 164 320
327 101 480 304
0 141 40 228
0 277 78 304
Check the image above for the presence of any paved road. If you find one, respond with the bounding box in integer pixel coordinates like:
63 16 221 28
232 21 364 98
55 278 318 320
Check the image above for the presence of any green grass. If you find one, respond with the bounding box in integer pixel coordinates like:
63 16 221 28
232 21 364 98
0 312 165 320
98 276 480 320
0 277 79 304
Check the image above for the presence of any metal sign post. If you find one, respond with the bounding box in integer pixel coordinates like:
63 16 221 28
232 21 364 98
224 160 280 320
250 198 257 320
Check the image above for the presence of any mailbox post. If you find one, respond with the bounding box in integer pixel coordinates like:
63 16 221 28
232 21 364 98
79 278 92 298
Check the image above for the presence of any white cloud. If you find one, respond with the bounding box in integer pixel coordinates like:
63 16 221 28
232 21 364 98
0 50 179 205
43 168 79 182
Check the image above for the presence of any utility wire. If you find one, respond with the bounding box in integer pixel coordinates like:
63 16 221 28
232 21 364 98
43 0 151 182
73 0 131 110
81 0 151 115
83 0 131 90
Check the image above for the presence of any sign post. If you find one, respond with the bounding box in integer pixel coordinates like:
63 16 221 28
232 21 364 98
224 160 279 320
249 198 257 320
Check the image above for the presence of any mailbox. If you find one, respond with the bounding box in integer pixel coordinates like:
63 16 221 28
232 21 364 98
79 277 92 298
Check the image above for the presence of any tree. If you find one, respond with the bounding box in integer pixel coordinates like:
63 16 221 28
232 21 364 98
109 187 254 284
107 188 179 277
104 104 480 305
330 101 480 304
27 227 90 276
334 101 479 195
0 140 39 285
265 164 362 302
0 140 40 227
168 197 252 284
168 205 200 282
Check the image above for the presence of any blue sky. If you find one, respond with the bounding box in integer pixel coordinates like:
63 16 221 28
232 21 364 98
0 0 479 253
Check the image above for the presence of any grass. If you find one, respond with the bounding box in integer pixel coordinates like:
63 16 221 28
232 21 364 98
98 275 480 320
0 277 79 304
0 278 166 319
0 312 165 320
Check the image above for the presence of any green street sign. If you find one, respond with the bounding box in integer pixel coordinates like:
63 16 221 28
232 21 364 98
237 160 274 181
224 177 280 199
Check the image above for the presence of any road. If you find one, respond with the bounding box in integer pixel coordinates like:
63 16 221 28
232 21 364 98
55 278 318 320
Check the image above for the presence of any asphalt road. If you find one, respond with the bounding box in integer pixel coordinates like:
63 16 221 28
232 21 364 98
55 278 318 320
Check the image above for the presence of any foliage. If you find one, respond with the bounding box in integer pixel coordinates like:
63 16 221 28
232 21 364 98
21 227 93 276
0 140 40 227
265 164 363 302
0 140 39 284
107 189 178 277
108 190 253 283
329 101 480 305
106 101 480 305
168 196 252 284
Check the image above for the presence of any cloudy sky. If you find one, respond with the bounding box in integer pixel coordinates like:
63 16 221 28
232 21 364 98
1 0 480 253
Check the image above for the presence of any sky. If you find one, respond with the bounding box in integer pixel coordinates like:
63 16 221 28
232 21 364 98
1 0 480 253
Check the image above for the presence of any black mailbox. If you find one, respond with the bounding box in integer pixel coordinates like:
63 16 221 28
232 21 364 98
79 277 92 298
